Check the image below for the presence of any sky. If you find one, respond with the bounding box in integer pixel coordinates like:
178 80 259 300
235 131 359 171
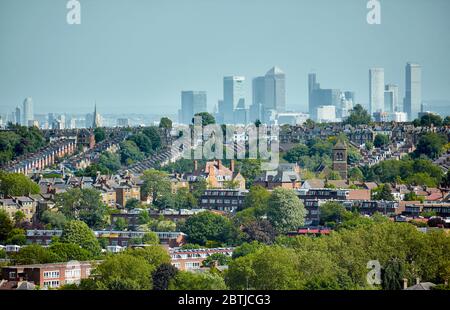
0 0 449 116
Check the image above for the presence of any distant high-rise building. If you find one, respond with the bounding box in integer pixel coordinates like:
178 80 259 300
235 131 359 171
117 118 130 127
264 66 286 113
15 106 21 125
252 76 265 107
22 97 34 126
384 84 399 114
223 76 245 124
316 105 337 123
369 68 385 115
180 91 207 124
308 73 341 121
405 63 422 121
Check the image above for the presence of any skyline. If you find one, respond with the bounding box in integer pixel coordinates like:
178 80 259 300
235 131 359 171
1 0 450 115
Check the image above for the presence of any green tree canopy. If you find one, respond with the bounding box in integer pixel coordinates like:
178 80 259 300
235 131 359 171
60 220 102 256
267 188 306 233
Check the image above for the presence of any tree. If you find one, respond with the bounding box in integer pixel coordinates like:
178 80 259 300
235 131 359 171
174 188 198 209
125 198 141 211
152 263 178 290
40 210 68 229
55 188 108 229
284 144 309 163
142 232 159 245
193 112 216 126
444 116 450 127
241 185 270 213
170 271 227 290
141 169 172 210
348 167 364 181
382 258 406 290
344 104 372 126
119 140 144 165
159 117 173 130
94 253 154 290
11 244 59 265
5 228 26 245
202 253 231 267
365 141 374 151
267 188 306 233
114 218 128 231
128 133 154 155
94 128 106 143
179 211 235 245
372 184 395 201
414 132 447 160
0 209 13 242
60 221 102 256
97 152 121 173
128 245 171 267
237 159 262 188
374 134 389 148
48 242 93 262
242 219 276 244
142 127 162 150
319 201 352 226
0 172 40 196
419 114 443 127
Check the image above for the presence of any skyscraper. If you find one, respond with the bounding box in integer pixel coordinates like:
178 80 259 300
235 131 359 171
180 91 207 124
308 73 341 121
369 68 385 115
405 63 422 121
384 84 399 114
223 76 245 124
250 76 265 123
22 97 34 126
15 106 21 125
264 66 286 113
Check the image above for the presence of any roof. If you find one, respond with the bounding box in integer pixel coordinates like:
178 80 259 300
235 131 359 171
404 282 436 290
266 66 284 76
348 189 371 201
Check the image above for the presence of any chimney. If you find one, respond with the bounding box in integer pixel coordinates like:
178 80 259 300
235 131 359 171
230 160 235 173
403 278 408 290
416 278 420 285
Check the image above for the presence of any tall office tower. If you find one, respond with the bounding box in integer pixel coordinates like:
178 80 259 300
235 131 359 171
369 68 385 115
308 73 320 108
250 76 265 123
22 97 34 126
180 91 207 124
216 100 225 124
405 63 422 121
384 84 399 114
48 113 55 129
252 76 265 107
264 66 286 113
15 106 21 125
223 76 245 124
308 73 340 121
234 101 249 124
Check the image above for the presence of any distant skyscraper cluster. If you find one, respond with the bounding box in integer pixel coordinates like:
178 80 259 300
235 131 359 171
367 62 422 122
308 73 355 123
178 66 289 125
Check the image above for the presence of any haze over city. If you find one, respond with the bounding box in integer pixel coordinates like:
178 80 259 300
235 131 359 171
1 0 450 116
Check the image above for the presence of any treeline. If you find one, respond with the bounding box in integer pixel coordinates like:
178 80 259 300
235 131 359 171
0 124 47 165
76 126 162 177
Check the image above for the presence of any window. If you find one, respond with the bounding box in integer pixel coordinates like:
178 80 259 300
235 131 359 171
185 262 200 270
43 270 60 279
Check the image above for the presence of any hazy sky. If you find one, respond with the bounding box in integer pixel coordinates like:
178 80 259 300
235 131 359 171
0 0 449 115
